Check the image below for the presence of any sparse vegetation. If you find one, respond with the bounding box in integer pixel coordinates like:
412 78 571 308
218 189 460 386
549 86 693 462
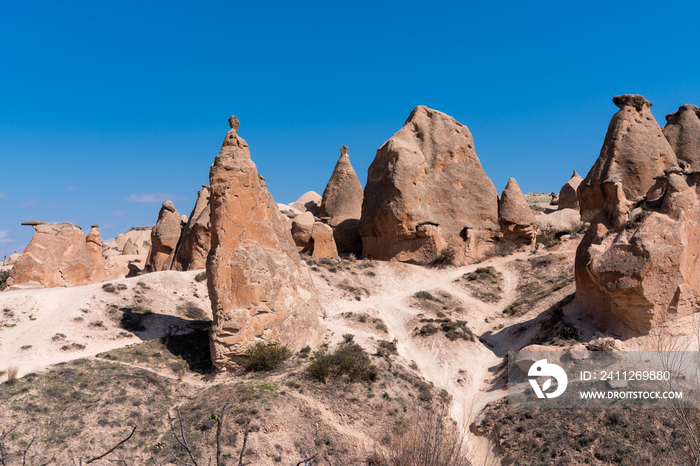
6 365 18 384
243 342 292 372
0 270 9 291
194 271 207 282
459 266 503 303
102 283 118 293
425 247 456 269
307 340 378 383
177 302 208 320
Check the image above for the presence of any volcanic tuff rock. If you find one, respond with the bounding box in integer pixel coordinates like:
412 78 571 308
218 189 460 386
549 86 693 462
102 227 152 257
575 170 700 334
310 222 338 259
291 212 315 252
558 170 583 211
359 105 499 264
207 116 325 373
498 178 536 247
145 201 183 272
172 185 211 271
320 146 364 252
663 104 700 169
577 95 677 218
7 223 119 288
289 191 322 216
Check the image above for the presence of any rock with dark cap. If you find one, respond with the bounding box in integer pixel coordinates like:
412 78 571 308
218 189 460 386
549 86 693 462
577 95 677 218
360 105 499 263
664 104 700 169
320 145 364 253
207 116 325 373
145 201 183 272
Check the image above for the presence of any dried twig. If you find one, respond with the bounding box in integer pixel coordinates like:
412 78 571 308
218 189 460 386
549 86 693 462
84 426 137 464
216 400 230 466
295 452 319 466
168 408 200 466
237 418 251 466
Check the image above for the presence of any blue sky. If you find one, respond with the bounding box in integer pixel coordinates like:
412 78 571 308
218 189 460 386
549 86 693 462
1 1 699 258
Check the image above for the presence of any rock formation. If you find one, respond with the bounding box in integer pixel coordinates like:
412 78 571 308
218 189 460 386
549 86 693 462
145 201 183 272
577 95 677 219
575 168 700 334
7 222 118 288
289 191 322 216
207 116 325 373
172 185 211 271
558 170 583 211
359 105 499 263
664 104 700 169
291 212 315 252
310 223 338 259
102 227 152 257
498 178 536 247
320 146 364 252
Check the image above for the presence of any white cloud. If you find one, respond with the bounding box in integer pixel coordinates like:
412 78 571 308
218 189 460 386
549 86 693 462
125 193 187 203
112 210 126 216
0 231 14 243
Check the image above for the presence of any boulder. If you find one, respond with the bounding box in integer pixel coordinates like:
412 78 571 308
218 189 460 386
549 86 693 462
289 191 322 216
359 105 499 264
558 170 583 211
121 238 138 255
172 185 211 271
575 171 700 334
145 201 183 272
290 211 315 252
536 208 581 235
498 178 536 247
320 146 364 252
7 222 118 288
664 104 700 169
310 222 338 259
577 95 677 219
207 116 325 373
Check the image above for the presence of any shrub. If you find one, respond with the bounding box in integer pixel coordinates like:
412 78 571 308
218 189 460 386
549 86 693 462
242 342 292 372
102 283 117 293
426 247 456 269
0 270 9 291
6 365 18 384
307 341 378 383
194 271 207 282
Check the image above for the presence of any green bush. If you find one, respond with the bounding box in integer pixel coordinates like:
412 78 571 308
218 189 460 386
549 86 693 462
242 342 292 372
194 271 207 282
307 341 378 383
426 247 456 269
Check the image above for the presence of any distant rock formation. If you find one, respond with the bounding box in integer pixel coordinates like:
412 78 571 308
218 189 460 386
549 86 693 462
172 185 211 271
320 146 364 253
310 222 338 259
577 95 677 219
359 105 499 263
575 167 700 334
558 170 583 211
663 104 700 169
145 201 183 272
7 222 119 288
207 116 325 373
102 227 152 257
498 178 536 247
289 191 322 216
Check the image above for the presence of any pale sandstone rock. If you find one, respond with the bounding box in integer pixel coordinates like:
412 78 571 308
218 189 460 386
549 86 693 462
359 105 499 263
320 146 364 253
290 212 315 252
577 95 677 219
664 104 700 169
172 185 211 271
558 170 583 211
207 116 325 373
145 201 183 272
513 344 563 372
310 222 338 259
498 178 536 247
575 172 700 335
536 208 581 234
121 238 138 256
289 191 322 216
7 222 119 288
102 227 152 257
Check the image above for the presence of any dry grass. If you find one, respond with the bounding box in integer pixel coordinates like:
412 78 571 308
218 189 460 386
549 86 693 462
6 365 18 384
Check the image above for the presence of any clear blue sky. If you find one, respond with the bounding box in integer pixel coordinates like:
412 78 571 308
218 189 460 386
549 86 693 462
2 1 699 258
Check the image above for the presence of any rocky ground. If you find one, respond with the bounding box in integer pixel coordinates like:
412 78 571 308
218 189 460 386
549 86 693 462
2 238 699 465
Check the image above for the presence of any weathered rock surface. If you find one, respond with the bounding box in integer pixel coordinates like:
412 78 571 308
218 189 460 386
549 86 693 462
575 170 700 334
102 227 152 257
359 105 499 263
577 95 677 219
172 185 211 271
536 208 582 234
320 146 364 252
558 170 583 211
145 201 183 272
207 116 325 373
7 222 119 288
498 178 536 247
289 191 322 216
290 212 316 252
664 104 700 169
310 222 338 259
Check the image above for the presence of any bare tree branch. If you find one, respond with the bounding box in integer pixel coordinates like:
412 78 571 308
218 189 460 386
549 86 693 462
237 418 251 466
168 408 200 466
84 425 137 464
216 399 230 466
0 422 21 466
295 452 319 466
